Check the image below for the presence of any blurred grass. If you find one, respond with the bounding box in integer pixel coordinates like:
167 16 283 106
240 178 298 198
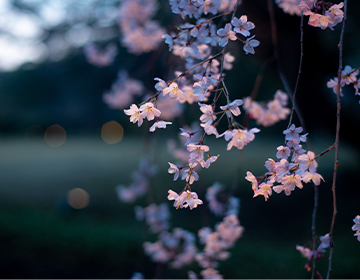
0 132 359 278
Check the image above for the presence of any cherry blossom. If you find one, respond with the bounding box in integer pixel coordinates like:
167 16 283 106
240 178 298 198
276 145 291 159
154 77 168 91
217 23 237 47
168 162 180 181
280 173 303 191
225 127 260 151
149 120 172 132
193 77 213 101
204 154 220 168
296 151 318 173
167 189 203 210
301 171 324 186
139 102 161 121
124 104 144 127
245 171 258 191
201 122 220 138
231 15 255 37
283 124 303 141
243 90 290 127
162 34 174 51
187 143 210 163
243 35 260 55
162 82 184 100
296 233 331 271
219 99 244 117
181 168 199 185
200 0 221 15
253 181 273 201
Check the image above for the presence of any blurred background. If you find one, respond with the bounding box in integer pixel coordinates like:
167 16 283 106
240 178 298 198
0 0 359 278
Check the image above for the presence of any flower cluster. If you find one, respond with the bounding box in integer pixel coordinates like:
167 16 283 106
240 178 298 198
168 189 204 210
103 71 144 110
194 214 244 278
169 0 239 19
243 90 291 127
143 227 197 269
135 203 171 233
299 1 344 30
326 65 360 98
277 0 344 30
124 102 172 132
246 124 324 201
116 158 157 203
118 0 165 54
121 0 264 209
84 43 117 67
352 215 360 242
92 0 358 277
296 233 330 272
163 14 258 58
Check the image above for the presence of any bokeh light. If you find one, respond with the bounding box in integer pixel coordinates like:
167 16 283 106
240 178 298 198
67 188 90 210
101 120 124 144
44 124 66 147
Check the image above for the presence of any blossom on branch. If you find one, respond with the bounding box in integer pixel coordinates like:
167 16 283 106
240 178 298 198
231 15 255 37
182 168 199 185
243 35 260 55
140 102 161 121
124 104 144 127
224 127 260 151
168 162 180 181
220 99 244 117
167 189 203 210
149 120 172 132
296 151 318 173
217 23 237 47
162 82 185 100
253 181 273 201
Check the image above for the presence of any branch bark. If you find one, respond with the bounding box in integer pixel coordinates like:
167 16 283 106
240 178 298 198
327 1 347 278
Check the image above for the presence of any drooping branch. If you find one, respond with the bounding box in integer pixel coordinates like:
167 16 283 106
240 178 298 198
311 183 319 279
326 0 347 278
288 14 304 129
267 0 307 132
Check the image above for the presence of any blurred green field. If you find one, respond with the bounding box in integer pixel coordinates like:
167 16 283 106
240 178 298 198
0 133 359 278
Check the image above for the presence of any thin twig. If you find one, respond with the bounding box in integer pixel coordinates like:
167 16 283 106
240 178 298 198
326 1 347 278
267 0 307 132
288 14 304 129
215 0 242 123
316 144 335 159
311 183 319 279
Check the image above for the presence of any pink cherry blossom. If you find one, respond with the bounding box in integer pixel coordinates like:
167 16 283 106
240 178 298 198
296 151 318 173
149 120 172 132
220 99 244 117
217 23 237 47
139 102 161 121
231 15 255 37
243 35 259 55
124 104 144 127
